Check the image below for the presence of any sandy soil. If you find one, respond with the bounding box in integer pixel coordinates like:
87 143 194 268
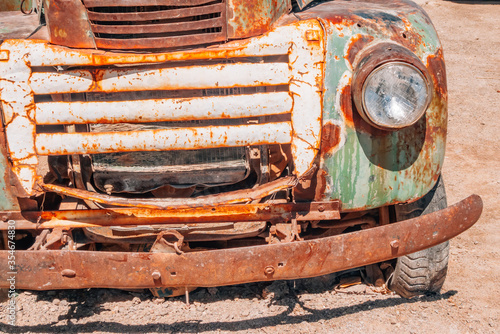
0 0 499 333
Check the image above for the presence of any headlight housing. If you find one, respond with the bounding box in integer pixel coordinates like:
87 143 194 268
352 44 432 130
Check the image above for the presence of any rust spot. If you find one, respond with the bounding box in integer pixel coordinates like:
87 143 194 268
340 83 383 136
346 35 374 66
427 48 447 101
46 0 96 49
340 83 354 127
227 0 285 40
320 122 341 156
293 168 328 201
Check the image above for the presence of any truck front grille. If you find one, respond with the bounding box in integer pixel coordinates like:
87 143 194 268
0 20 324 197
83 0 227 50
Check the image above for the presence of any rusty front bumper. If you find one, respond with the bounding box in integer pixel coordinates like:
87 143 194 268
0 195 482 290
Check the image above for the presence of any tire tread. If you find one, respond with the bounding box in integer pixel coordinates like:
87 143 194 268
390 177 450 298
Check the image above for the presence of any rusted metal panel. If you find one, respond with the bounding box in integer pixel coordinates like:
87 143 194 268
86 3 225 22
227 0 290 39
0 195 482 289
44 0 96 49
35 92 293 125
84 0 216 6
91 17 224 35
36 122 292 155
20 201 341 229
295 1 448 210
29 62 292 95
93 33 225 50
81 0 227 50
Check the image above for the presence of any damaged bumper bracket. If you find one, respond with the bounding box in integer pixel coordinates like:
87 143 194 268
0 195 482 290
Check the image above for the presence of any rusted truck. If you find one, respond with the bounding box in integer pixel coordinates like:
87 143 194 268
0 0 482 299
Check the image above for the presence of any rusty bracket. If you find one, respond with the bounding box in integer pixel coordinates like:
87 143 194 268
152 230 185 255
1 201 341 229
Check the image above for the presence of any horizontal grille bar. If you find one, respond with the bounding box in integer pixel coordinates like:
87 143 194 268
91 17 223 35
93 31 225 50
87 3 224 22
7 41 290 67
35 122 292 155
29 62 291 95
35 92 292 125
84 0 217 7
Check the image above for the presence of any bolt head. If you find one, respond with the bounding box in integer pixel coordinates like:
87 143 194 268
264 266 275 276
61 269 76 278
390 240 400 249
152 271 161 280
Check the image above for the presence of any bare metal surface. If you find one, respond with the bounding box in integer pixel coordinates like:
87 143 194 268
0 195 482 290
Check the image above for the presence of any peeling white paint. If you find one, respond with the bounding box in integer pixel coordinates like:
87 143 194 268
0 20 325 195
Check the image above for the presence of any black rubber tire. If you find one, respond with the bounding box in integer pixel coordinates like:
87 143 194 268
390 177 450 298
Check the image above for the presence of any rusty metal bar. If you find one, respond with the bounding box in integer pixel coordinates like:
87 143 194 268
91 17 224 35
84 0 218 7
0 39 290 68
0 200 340 229
29 62 291 95
41 175 298 209
35 122 292 155
35 92 292 125
0 195 482 290
87 3 224 22
28 201 341 228
95 32 227 50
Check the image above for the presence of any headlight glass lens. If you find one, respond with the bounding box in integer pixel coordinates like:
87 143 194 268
362 62 430 128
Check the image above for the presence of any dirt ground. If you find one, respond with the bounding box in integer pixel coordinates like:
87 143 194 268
0 0 499 333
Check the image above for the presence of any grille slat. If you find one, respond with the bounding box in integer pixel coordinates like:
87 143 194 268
86 3 224 22
84 0 217 7
91 17 223 35
83 0 227 49
94 32 225 49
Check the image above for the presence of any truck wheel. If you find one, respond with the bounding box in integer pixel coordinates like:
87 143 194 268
389 177 450 298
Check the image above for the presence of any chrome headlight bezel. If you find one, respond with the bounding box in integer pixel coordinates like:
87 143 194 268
352 43 433 130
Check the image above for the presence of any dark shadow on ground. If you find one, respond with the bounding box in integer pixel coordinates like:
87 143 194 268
0 287 458 333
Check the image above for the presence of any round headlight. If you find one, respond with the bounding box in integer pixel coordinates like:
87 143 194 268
361 62 431 129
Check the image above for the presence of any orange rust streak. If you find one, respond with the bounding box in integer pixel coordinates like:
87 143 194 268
320 122 341 155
